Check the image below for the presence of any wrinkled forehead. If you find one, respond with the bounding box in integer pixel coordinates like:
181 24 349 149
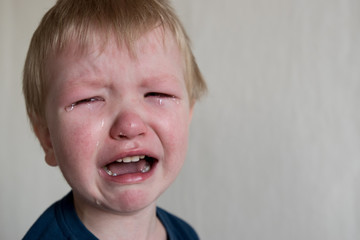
49 23 180 63
45 24 185 91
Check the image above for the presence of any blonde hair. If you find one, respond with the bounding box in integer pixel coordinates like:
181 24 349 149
23 0 207 126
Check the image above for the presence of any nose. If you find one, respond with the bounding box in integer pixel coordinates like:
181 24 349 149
110 110 147 140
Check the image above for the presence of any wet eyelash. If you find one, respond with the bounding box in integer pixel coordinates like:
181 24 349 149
145 92 175 98
76 97 103 105
65 97 104 112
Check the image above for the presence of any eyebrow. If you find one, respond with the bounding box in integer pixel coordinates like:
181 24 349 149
141 74 182 86
66 75 110 88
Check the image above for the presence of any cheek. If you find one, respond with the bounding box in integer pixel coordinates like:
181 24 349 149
159 109 191 162
49 117 104 168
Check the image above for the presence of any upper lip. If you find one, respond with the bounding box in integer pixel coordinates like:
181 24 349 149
99 149 159 167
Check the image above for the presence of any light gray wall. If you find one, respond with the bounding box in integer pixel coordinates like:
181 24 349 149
1 0 360 239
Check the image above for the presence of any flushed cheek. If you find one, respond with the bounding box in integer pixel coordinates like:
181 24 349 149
166 110 190 148
161 135 188 181
160 116 190 170
51 118 104 173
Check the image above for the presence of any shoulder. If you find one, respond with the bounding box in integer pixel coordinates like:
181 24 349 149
23 192 97 240
23 196 68 240
156 207 199 240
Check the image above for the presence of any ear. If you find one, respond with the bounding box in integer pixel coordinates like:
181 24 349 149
32 117 58 167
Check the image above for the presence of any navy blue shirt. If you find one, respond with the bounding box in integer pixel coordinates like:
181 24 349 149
23 192 199 240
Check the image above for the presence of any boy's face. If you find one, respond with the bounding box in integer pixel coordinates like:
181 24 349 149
37 28 193 214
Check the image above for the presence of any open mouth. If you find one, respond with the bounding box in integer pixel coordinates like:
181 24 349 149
103 155 156 177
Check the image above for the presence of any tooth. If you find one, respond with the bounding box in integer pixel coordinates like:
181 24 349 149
141 161 151 173
104 166 113 176
114 155 145 164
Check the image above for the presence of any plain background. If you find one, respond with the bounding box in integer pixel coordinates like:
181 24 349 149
1 0 360 239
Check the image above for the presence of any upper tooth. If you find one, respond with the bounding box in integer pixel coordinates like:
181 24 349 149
116 155 145 163
131 156 141 162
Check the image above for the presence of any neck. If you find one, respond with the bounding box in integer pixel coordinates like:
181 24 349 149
73 195 166 240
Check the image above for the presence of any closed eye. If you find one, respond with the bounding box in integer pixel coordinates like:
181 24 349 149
75 97 104 105
65 96 104 112
145 92 176 98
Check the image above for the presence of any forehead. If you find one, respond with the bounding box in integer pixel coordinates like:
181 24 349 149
49 26 181 64
45 27 184 87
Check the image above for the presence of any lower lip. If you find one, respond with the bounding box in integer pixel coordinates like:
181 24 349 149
99 161 157 184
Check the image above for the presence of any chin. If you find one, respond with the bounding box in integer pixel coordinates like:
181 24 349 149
99 186 161 214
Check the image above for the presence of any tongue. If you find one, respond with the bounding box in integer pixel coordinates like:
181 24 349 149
107 159 148 176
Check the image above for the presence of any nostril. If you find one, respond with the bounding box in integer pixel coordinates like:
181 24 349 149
119 132 127 138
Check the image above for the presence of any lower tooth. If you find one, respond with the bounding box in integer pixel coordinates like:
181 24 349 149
141 162 151 173
104 167 111 174
104 162 151 176
104 167 116 176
